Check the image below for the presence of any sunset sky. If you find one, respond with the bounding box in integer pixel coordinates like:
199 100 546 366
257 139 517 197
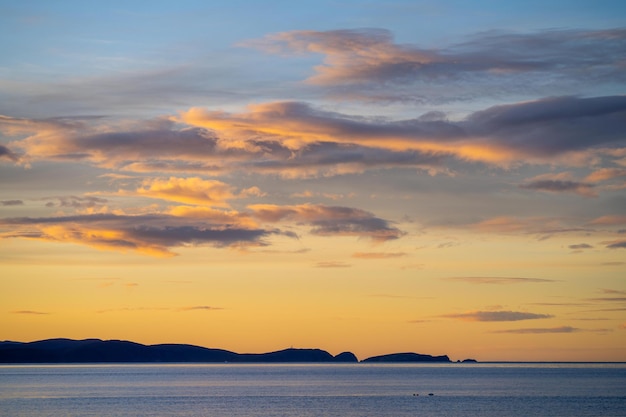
1 0 625 362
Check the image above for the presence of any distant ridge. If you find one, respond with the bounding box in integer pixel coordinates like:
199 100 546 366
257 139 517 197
0 339 471 364
361 352 451 363
0 339 354 363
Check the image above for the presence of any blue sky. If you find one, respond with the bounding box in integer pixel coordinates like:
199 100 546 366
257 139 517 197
1 1 625 360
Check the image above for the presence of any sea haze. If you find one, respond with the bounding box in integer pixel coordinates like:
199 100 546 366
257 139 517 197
1 363 624 417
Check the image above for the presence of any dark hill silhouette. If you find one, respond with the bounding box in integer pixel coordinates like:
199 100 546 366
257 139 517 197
361 352 451 363
0 339 471 364
0 339 356 363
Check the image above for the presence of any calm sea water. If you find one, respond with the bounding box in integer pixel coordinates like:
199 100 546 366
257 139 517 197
1 363 625 417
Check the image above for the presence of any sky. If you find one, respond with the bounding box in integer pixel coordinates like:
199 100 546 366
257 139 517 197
1 0 625 362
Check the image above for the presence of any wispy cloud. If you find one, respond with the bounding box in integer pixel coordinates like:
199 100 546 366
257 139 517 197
492 326 580 334
11 310 49 315
519 174 596 197
443 277 556 285
603 240 626 249
97 305 223 313
176 306 224 312
569 243 593 250
314 261 351 268
352 252 407 259
43 196 108 210
0 200 23 206
585 168 626 183
443 310 553 322
589 215 626 226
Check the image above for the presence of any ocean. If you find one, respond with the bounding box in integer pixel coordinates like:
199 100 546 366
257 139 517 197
1 363 624 416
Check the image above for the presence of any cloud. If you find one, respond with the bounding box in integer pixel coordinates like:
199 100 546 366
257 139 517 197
130 177 236 207
176 306 223 312
587 297 626 302
519 178 596 197
443 277 556 284
248 203 404 241
589 215 626 226
1 200 23 206
569 243 593 250
0 200 402 255
3 94 626 178
179 95 626 167
465 215 592 238
246 28 626 102
10 310 49 315
351 252 407 259
44 196 108 210
600 289 626 295
0 213 284 257
604 240 626 249
314 261 351 268
0 144 20 162
585 168 626 183
492 326 579 334
442 310 553 322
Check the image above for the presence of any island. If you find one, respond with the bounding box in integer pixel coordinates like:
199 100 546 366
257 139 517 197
0 338 475 364
361 352 451 363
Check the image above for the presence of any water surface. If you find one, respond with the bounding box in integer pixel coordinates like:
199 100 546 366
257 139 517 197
1 363 624 416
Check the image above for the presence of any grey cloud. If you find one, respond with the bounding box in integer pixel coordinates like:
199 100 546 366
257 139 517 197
249 204 404 241
444 277 556 284
310 216 403 241
44 196 108 209
520 180 596 196
251 28 626 101
248 141 448 177
0 144 19 162
10 310 49 315
0 200 23 206
467 95 626 157
606 240 626 249
443 310 553 321
569 243 593 250
129 225 275 248
492 326 579 334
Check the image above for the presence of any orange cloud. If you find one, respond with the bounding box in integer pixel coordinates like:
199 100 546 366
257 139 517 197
443 277 556 284
351 252 407 259
0 213 281 257
167 206 258 228
133 177 235 207
589 215 626 225
585 168 626 182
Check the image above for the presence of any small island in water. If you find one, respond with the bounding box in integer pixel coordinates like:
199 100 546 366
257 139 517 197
0 338 477 364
